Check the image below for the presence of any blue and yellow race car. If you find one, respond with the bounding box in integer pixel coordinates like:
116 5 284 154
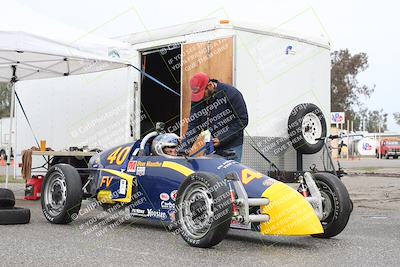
41 124 352 248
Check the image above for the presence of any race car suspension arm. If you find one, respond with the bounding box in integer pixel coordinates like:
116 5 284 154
225 172 270 224
301 172 323 220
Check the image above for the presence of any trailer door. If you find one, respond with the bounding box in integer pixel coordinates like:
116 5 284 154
181 36 234 136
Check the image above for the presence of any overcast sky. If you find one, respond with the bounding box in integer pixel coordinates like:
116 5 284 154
12 0 400 131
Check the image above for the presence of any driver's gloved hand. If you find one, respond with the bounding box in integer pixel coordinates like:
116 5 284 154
219 149 236 160
176 148 189 156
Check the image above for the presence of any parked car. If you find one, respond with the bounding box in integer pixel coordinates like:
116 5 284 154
376 139 400 159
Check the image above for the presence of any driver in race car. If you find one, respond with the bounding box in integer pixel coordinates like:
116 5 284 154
151 133 179 156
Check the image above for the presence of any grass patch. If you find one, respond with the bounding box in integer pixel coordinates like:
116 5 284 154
0 176 25 184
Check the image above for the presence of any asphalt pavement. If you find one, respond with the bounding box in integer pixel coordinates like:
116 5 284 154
1 173 399 267
338 157 400 169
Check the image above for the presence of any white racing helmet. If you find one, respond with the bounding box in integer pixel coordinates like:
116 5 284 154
151 133 179 156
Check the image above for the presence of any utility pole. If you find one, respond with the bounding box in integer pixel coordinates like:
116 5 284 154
347 119 350 160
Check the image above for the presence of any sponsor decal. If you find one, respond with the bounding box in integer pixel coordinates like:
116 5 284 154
131 208 146 217
147 209 167 220
161 201 175 210
100 176 113 188
136 167 146 176
217 160 236 170
160 193 170 201
146 161 162 167
170 190 177 201
127 161 137 172
262 178 276 187
137 162 146 167
119 179 127 195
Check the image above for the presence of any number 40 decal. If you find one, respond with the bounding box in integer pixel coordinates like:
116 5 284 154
241 169 263 185
107 146 131 165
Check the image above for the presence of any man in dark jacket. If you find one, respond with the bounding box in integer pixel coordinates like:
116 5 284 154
179 72 248 162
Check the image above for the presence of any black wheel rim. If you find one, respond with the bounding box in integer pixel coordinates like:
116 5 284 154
316 180 337 226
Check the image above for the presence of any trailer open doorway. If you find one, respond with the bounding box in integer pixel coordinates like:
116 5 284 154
140 45 181 137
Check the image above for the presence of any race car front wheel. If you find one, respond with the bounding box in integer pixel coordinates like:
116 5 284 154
41 164 82 224
176 172 233 248
311 172 351 238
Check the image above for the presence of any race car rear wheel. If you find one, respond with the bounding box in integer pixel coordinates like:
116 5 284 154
176 172 232 248
311 172 351 238
41 164 82 224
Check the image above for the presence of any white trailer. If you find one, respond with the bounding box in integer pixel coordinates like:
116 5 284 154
15 18 331 177
118 18 331 175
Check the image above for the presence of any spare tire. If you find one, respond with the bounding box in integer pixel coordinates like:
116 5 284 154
0 188 16 208
0 207 31 225
288 103 327 154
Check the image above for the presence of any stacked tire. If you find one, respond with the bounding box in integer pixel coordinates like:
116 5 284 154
0 188 31 225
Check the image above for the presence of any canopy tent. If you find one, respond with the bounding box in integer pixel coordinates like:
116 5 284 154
0 3 132 188
0 2 181 188
0 31 129 82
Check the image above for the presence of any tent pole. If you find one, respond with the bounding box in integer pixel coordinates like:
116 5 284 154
5 65 17 188
13 99 17 180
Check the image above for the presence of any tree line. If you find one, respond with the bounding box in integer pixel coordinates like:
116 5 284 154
331 49 397 132
0 83 10 118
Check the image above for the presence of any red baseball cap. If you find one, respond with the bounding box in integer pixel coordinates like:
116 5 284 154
190 72 209 102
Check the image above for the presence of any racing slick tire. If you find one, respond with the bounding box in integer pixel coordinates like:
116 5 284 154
41 164 82 224
0 188 16 208
0 207 30 225
311 172 351 238
176 172 233 248
288 103 327 154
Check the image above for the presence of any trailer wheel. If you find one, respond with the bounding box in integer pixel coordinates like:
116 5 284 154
288 103 327 154
311 172 351 238
41 164 82 224
0 188 16 208
176 172 232 248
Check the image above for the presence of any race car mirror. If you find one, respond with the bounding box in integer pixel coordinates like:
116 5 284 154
156 122 165 132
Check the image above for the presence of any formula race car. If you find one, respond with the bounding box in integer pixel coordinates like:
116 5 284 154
41 123 352 248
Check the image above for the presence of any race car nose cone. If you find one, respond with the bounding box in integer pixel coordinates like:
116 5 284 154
259 182 323 236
